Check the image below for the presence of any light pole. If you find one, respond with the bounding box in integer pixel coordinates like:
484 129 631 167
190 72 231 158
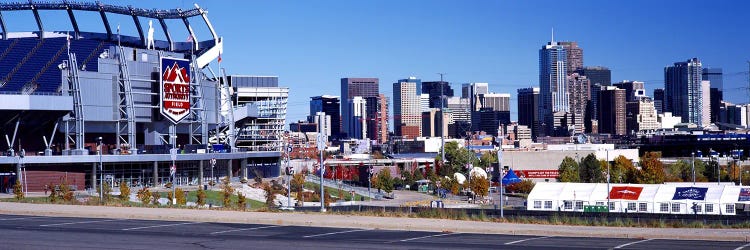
691 151 695 185
96 137 103 203
606 150 610 210
438 73 446 166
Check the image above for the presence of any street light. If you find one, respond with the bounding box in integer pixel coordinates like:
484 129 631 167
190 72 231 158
96 137 103 203
691 151 695 185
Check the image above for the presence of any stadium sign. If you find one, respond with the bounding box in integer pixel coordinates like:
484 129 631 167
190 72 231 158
160 57 191 124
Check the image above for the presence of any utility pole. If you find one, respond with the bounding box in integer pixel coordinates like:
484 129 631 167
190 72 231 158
692 151 696 185
437 73 446 166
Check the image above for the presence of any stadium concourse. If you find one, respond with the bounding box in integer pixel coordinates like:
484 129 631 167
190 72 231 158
527 182 750 215
0 1 287 193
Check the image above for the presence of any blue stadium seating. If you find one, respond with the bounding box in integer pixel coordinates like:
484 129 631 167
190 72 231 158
0 37 111 94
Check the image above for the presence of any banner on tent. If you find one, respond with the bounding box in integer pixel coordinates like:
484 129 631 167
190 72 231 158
518 170 558 179
739 188 750 202
672 187 707 200
609 186 643 200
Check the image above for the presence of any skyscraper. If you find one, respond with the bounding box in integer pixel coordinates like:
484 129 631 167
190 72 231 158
701 80 711 127
599 86 626 135
576 66 611 87
567 73 590 134
480 93 511 112
422 81 453 109
517 87 539 139
393 77 422 138
664 58 703 125
558 41 583 74
463 82 490 131
341 78 379 138
347 96 367 140
653 88 665 114
309 95 340 139
376 94 389 143
703 68 723 123
539 37 568 135
613 81 646 102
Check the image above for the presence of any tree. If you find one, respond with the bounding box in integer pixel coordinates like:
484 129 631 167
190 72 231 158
102 182 113 202
196 188 206 207
175 188 186 205
261 182 276 208
467 173 489 198
478 151 497 169
666 160 690 182
220 177 234 207
612 156 637 183
506 179 535 194
580 153 604 183
377 169 394 194
237 191 247 210
13 179 23 200
638 152 666 184
119 180 130 201
557 156 579 182
442 176 459 195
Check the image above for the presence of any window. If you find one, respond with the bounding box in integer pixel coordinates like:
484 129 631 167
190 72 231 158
608 202 615 211
544 201 553 209
660 203 669 212
726 204 735 214
639 203 647 212
705 204 714 213
694 204 702 213
595 202 604 206
672 203 680 213
575 201 584 210
564 201 573 210
627 202 636 211
534 201 542 209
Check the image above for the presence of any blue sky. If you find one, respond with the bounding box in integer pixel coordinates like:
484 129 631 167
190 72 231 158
4 1 750 124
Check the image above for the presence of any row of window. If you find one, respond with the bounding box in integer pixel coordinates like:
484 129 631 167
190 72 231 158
534 200 736 214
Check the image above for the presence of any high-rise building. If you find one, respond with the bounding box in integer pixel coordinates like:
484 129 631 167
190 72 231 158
664 58 703 125
517 87 539 138
477 108 511 136
446 97 471 138
568 73 590 134
421 108 448 138
599 86 626 135
463 82 490 131
626 98 660 134
703 68 723 123
558 41 583 74
422 81 453 109
653 88 665 114
613 80 646 102
701 80 711 127
420 93 430 112
376 94 389 144
576 66 611 86
309 95 340 138
347 96 367 139
539 37 568 135
480 93 511 112
313 112 332 136
393 77 422 138
341 78 379 138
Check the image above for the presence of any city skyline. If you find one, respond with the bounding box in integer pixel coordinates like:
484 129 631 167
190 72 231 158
6 1 749 124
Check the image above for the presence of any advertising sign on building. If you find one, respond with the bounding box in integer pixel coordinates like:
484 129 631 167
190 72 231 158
160 57 191 124
672 187 708 200
739 188 750 202
609 186 643 200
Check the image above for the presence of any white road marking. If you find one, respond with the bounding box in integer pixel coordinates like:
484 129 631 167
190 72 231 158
209 225 282 235
504 236 553 245
40 219 121 227
734 242 750 250
614 238 654 249
302 228 371 238
121 222 202 231
0 217 36 221
396 232 461 242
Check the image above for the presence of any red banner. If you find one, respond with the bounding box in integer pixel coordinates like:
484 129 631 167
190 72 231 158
517 170 558 179
609 186 643 200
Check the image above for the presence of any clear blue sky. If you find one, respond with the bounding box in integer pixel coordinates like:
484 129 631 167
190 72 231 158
5 1 750 124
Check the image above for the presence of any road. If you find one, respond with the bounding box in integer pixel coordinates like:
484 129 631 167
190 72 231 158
0 214 747 250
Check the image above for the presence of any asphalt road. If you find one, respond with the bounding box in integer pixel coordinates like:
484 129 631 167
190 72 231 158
0 214 747 250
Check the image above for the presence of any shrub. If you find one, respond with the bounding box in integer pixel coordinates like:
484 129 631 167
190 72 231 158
167 191 174 205
237 191 247 210
137 187 152 204
48 184 58 203
119 181 130 201
102 182 113 202
59 181 74 202
221 177 234 207
261 182 275 207
175 188 186 205
13 180 24 200
196 188 206 207
151 192 161 205
505 179 535 194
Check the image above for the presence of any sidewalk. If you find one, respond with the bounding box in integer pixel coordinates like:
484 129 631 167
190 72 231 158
0 202 747 242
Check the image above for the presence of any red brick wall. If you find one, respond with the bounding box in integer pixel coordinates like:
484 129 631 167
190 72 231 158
24 171 85 192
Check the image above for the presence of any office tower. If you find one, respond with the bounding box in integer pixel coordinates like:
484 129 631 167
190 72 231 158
393 77 422 138
664 58 703 125
341 78 378 138
539 37 569 135
701 80 711 127
558 41 583 74
703 68 723 123
576 66 611 86
446 97 471 138
420 93 430 112
626 98 660 134
313 112 332 136
613 80 646 102
421 108 447 137
478 108 511 136
480 93 511 112
376 94 389 143
599 86 626 135
347 97 367 139
567 73 590 134
309 95 341 138
653 88 665 114
517 87 539 139
289 120 318 133
422 81 454 108
463 82 490 131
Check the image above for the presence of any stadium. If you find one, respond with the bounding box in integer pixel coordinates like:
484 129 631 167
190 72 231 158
0 1 287 193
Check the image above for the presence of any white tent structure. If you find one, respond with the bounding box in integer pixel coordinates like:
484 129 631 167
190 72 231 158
528 182 750 215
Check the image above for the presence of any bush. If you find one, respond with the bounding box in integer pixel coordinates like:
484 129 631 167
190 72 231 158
137 187 152 204
59 180 74 202
167 191 174 205
175 188 186 205
505 179 535 194
261 182 275 207
119 181 130 201
13 180 24 200
102 182 113 202
151 192 161 205
220 177 234 207
196 188 206 207
48 183 58 203
237 191 247 210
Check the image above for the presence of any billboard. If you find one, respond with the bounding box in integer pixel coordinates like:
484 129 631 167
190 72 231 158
739 188 750 202
160 57 191 124
672 187 707 200
609 186 643 200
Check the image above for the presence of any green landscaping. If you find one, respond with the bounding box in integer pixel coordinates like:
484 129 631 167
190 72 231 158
303 182 365 201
